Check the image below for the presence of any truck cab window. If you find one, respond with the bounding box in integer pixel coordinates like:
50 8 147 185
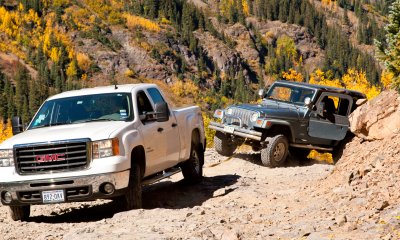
137 91 154 115
147 88 166 104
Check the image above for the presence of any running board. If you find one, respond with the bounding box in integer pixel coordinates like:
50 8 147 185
142 167 181 186
289 143 333 152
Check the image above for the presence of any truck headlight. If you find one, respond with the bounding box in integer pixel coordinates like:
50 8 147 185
0 149 14 167
92 138 120 159
251 113 260 122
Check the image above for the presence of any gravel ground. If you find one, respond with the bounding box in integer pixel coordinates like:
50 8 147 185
0 149 397 240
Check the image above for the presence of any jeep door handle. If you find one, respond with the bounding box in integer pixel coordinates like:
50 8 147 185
157 128 164 132
172 123 178 127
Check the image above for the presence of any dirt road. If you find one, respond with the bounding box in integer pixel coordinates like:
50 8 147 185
0 149 395 240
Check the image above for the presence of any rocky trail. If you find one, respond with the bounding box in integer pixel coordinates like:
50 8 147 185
0 147 398 240
1 91 400 240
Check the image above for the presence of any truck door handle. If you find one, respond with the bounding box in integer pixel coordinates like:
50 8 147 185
157 128 164 132
172 123 178 127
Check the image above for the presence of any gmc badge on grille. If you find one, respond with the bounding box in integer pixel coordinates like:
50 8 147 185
35 153 66 163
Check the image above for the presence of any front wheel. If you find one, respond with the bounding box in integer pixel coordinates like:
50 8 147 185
261 135 289 167
214 131 237 157
9 205 30 221
181 143 204 183
116 163 142 211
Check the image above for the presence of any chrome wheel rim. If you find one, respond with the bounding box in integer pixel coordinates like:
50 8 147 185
273 143 285 162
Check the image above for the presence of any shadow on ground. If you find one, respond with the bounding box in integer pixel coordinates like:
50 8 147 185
27 174 240 223
234 152 332 168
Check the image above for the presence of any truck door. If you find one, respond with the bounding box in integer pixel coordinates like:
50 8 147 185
136 90 167 175
308 93 353 141
147 88 180 169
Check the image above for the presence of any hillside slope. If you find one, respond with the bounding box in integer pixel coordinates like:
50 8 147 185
0 0 389 123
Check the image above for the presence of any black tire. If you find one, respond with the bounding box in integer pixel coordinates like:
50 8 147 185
214 131 236 157
181 143 204 183
290 147 311 161
116 163 142 211
261 135 289 167
9 205 30 221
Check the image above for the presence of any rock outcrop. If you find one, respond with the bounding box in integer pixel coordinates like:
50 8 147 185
349 90 400 140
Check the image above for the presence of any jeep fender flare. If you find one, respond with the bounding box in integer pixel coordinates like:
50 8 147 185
263 119 296 143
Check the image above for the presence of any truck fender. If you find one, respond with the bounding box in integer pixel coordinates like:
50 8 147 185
121 129 145 170
181 113 203 160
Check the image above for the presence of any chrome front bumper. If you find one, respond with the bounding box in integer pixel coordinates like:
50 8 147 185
0 170 130 206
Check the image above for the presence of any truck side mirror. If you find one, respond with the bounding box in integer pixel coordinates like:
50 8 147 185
155 102 169 122
11 116 24 135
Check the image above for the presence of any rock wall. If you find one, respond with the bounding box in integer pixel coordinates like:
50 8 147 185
349 90 400 140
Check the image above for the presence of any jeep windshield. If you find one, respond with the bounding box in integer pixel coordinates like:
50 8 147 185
265 84 315 106
29 93 133 130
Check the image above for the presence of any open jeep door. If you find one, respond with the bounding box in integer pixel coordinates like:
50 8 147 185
308 92 353 141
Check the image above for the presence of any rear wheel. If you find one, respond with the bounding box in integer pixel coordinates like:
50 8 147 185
214 131 236 156
261 135 289 167
116 163 142 210
9 205 30 221
181 143 204 183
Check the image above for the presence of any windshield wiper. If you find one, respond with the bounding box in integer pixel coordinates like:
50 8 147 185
76 118 120 123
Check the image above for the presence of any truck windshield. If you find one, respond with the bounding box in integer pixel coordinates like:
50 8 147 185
266 84 315 106
29 93 133 129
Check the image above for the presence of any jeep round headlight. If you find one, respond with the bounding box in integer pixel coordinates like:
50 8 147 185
0 149 14 167
251 113 259 122
227 108 233 115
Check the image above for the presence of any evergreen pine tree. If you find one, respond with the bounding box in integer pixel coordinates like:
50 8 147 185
376 0 400 90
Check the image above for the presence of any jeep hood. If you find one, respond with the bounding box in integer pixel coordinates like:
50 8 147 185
232 100 304 118
0 121 129 149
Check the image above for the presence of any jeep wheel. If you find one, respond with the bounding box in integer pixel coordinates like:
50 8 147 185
181 143 204 183
214 131 236 156
116 163 142 210
290 147 310 161
261 135 289 167
9 205 30 221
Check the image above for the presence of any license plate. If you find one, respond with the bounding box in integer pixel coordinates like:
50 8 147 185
224 125 235 134
42 190 65 203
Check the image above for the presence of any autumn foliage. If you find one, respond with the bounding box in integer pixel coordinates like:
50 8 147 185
0 121 12 144
123 13 161 32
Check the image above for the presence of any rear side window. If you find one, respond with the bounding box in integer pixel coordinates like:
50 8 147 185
147 88 166 104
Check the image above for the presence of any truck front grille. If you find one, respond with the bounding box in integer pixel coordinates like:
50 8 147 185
227 108 257 128
15 140 89 175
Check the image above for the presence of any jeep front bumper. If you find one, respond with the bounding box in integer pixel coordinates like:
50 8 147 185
209 122 262 141
0 170 130 206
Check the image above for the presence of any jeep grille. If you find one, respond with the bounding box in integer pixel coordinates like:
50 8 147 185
226 108 257 128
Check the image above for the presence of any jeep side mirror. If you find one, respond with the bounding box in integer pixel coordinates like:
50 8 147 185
304 97 311 107
155 102 169 122
258 89 264 99
11 116 24 135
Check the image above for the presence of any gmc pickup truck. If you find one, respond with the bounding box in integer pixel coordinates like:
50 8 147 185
0 84 206 221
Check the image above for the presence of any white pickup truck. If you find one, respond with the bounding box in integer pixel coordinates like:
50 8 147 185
0 84 205 221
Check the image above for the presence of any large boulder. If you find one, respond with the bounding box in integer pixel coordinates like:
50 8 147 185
349 90 400 140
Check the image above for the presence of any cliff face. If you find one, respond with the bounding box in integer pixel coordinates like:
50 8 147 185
317 90 400 237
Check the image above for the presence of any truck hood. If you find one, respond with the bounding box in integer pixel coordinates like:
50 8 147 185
0 121 129 149
232 100 306 119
